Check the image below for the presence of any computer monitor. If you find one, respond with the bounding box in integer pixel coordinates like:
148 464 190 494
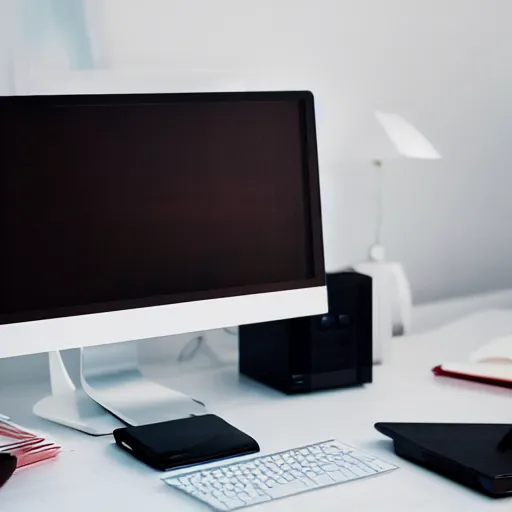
0 91 327 433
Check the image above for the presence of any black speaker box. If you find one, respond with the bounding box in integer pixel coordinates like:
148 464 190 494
238 271 372 394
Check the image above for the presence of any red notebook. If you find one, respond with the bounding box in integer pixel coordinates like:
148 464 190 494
432 335 512 390
432 364 512 389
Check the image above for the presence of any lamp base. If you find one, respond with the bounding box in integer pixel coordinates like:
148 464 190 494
364 244 413 335
386 261 413 335
353 257 412 363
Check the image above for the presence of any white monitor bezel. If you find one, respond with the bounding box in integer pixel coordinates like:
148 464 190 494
0 287 327 359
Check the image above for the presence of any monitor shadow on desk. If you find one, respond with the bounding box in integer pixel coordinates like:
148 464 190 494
144 359 288 407
145 359 370 418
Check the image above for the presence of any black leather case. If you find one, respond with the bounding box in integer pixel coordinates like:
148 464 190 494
113 414 259 471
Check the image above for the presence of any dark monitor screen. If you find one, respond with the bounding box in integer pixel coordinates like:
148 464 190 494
0 91 324 325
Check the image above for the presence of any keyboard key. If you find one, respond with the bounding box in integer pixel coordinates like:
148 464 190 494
264 479 312 499
213 490 227 500
196 492 228 511
327 470 350 483
320 463 339 472
309 473 334 486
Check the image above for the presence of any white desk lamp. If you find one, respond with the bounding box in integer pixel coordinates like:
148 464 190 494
355 112 441 361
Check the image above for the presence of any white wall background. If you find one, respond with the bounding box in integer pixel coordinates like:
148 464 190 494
1 0 512 386
4 0 510 304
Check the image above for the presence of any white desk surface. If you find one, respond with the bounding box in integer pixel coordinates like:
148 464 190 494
2 308 512 512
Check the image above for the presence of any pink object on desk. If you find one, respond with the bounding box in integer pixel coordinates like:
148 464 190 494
0 418 60 469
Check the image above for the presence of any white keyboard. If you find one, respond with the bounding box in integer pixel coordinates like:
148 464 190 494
163 439 397 511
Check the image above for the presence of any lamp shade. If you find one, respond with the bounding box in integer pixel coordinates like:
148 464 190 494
374 111 441 160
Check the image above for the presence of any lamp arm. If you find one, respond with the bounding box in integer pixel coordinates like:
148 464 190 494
372 159 385 256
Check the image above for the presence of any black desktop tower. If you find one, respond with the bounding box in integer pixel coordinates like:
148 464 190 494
239 271 372 394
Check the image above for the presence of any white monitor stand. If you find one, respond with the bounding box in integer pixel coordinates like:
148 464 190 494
33 343 207 436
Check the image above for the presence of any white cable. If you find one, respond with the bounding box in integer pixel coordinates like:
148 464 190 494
177 327 238 362
177 335 204 362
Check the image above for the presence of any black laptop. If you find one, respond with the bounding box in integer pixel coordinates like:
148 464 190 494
375 422 512 498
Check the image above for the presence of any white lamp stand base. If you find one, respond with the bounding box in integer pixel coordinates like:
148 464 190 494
354 244 412 363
